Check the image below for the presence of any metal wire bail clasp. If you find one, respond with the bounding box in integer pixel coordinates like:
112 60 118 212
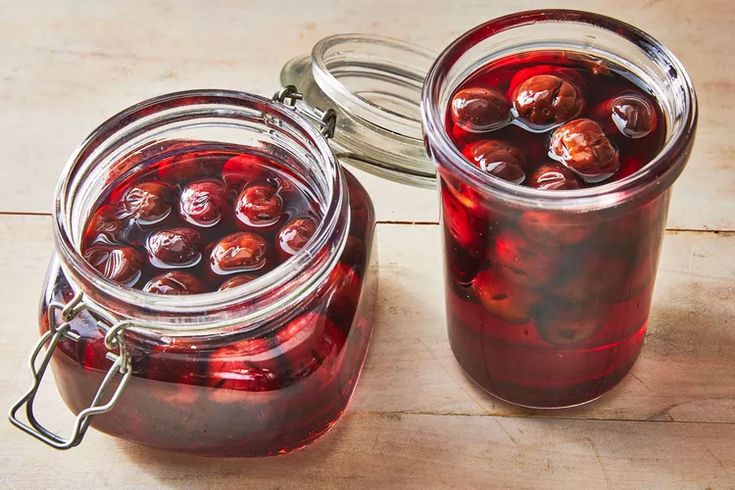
273 85 337 139
9 291 133 450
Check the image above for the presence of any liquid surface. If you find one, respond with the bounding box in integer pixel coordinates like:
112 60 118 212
81 143 321 294
447 51 666 187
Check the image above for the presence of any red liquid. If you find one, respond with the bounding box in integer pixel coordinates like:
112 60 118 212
442 52 668 407
42 142 377 455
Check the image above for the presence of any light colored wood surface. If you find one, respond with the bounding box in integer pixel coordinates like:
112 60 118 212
1 0 734 229
1 219 734 488
1 1 734 488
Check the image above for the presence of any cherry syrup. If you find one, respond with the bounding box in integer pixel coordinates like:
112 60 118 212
42 141 377 455
442 51 668 407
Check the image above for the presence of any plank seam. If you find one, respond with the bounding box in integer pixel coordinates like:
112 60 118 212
349 410 735 425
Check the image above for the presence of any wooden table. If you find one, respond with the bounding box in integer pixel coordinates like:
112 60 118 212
1 1 733 488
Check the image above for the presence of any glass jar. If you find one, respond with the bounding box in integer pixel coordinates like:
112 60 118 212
421 11 697 408
11 90 378 456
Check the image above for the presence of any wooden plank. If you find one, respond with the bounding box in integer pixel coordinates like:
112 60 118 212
0 0 733 230
1 412 733 489
0 218 733 487
0 216 733 424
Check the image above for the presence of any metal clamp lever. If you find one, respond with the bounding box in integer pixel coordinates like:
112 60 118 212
273 85 337 139
8 291 133 450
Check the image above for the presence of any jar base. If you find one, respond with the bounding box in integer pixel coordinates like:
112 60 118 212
458 368 619 410
449 332 644 410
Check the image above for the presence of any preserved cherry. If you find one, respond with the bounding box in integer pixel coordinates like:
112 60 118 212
592 92 658 139
550 118 620 182
147 228 202 266
276 216 318 260
83 245 142 286
179 180 226 227
143 271 205 295
462 140 527 184
450 87 512 132
528 162 582 190
236 184 284 229
513 74 584 126
211 232 268 274
442 50 668 407
218 273 256 290
119 181 172 224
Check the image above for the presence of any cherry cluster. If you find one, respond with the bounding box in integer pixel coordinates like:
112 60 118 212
440 53 669 406
449 55 660 189
81 148 320 294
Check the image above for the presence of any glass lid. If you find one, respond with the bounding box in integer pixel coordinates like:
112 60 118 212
280 34 436 188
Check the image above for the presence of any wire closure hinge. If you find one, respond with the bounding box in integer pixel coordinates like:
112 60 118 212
273 85 337 139
8 291 133 450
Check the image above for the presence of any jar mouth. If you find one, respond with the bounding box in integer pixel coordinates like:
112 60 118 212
54 89 346 330
421 9 698 211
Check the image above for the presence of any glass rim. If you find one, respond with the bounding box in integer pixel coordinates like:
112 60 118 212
279 32 438 187
421 9 698 211
311 33 435 136
53 89 347 331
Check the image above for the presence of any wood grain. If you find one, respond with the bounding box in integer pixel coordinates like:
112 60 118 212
2 413 734 489
0 216 733 488
0 0 733 229
1 1 734 487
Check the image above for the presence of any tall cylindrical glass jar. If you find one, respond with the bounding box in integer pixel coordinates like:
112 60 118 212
13 90 378 456
421 11 697 408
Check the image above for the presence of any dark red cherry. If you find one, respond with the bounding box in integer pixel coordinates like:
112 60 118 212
518 210 595 246
450 87 512 132
143 271 204 295
218 274 257 291
513 74 584 126
528 162 582 190
221 154 266 187
83 245 142 286
235 185 283 228
275 312 344 376
592 91 658 139
84 205 126 244
146 228 202 266
472 268 540 324
325 262 362 325
440 183 484 256
156 152 203 183
207 337 279 397
533 299 606 346
462 140 527 184
490 228 562 286
119 181 172 224
276 216 317 260
179 180 227 227
553 250 631 304
550 118 620 182
79 335 112 371
507 65 586 97
210 232 268 274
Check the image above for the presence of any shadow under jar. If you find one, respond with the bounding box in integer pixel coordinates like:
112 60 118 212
23 91 378 456
422 11 697 408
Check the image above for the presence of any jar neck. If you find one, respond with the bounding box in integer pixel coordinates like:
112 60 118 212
422 10 697 212
54 90 348 334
